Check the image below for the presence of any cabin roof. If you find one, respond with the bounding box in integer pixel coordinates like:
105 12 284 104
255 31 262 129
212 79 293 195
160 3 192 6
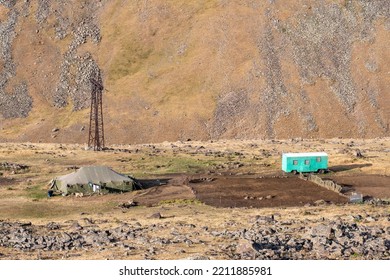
282 152 328 157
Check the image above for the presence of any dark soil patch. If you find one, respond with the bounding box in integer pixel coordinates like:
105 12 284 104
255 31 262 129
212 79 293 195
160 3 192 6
0 177 16 187
133 184 194 207
330 175 390 199
130 174 390 208
190 176 348 208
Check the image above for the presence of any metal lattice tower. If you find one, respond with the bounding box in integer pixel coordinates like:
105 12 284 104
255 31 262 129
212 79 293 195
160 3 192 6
88 76 105 151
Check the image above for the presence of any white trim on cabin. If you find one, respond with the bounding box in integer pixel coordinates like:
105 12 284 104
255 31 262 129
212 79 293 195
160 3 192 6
282 152 328 157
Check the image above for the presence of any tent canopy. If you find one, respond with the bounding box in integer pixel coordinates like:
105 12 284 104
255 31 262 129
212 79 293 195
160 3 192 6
51 166 136 195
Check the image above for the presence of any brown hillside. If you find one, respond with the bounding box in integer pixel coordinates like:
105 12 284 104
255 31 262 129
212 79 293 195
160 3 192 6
0 0 389 144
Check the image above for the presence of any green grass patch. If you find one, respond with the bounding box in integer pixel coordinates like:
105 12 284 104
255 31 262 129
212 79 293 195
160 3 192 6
129 154 224 176
349 252 363 260
26 185 48 200
109 38 153 81
158 198 203 206
162 157 210 174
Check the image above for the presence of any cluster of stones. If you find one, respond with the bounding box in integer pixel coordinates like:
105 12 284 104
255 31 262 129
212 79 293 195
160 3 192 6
285 0 388 114
225 215 390 260
212 90 251 138
0 4 32 119
35 1 104 111
212 0 389 137
0 0 16 9
0 0 105 119
0 220 205 259
300 174 344 194
0 162 29 171
1 212 389 260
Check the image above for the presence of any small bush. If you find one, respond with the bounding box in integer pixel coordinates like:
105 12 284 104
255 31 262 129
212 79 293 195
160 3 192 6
158 199 202 206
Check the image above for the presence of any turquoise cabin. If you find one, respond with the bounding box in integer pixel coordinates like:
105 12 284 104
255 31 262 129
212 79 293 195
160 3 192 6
282 152 328 174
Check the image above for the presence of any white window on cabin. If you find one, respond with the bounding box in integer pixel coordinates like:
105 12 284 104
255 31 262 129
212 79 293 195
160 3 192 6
316 157 321 162
293 160 298 165
305 160 310 165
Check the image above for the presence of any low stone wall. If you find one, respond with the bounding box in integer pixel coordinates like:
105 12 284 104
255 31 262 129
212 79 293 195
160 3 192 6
299 173 344 195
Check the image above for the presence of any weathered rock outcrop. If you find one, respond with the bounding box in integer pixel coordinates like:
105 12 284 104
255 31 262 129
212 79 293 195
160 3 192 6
0 0 388 143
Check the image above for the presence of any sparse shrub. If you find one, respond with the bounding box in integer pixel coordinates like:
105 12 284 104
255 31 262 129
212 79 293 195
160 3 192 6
159 199 202 206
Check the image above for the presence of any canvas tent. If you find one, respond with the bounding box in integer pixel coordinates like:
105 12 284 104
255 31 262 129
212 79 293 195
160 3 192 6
50 166 138 195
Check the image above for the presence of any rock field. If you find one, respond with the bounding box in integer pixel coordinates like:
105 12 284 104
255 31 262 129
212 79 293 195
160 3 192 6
1 209 389 260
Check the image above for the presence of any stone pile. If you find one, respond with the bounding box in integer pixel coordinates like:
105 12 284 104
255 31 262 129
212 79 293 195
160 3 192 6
300 174 344 194
0 162 29 171
225 216 390 260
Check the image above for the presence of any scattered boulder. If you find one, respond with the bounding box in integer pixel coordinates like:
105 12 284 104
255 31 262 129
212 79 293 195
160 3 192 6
314 199 327 206
355 149 364 158
119 200 138 208
184 254 210 260
70 222 83 231
309 225 335 239
236 239 257 258
149 212 162 219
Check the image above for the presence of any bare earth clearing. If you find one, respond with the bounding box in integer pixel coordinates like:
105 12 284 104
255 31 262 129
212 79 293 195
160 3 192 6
0 138 389 259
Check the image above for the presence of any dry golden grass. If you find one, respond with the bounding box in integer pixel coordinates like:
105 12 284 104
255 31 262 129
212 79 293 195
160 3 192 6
0 137 389 224
1 0 388 145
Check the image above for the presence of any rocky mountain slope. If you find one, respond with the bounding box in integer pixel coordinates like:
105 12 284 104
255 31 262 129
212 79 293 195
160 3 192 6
0 0 389 144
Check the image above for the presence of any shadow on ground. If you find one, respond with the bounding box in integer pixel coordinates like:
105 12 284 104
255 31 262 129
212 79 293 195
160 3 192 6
137 179 171 190
329 164 372 172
